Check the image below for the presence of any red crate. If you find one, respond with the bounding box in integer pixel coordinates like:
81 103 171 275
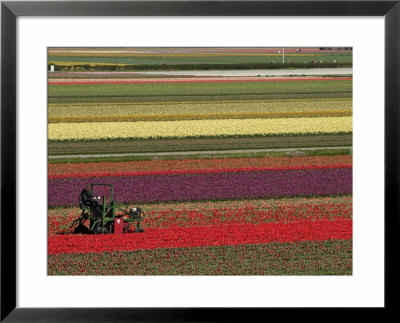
114 217 124 234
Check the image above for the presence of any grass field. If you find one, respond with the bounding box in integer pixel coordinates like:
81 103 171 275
48 79 352 98
48 53 352 65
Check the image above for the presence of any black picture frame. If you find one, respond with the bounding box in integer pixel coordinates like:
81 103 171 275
1 0 399 321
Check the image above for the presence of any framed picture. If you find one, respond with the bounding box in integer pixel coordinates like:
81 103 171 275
1 0 399 321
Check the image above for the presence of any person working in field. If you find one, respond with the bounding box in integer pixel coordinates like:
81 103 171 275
80 184 103 216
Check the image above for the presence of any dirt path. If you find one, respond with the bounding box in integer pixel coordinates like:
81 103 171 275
49 67 352 78
137 68 353 77
48 76 352 85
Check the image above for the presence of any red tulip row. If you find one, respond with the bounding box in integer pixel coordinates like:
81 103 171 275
48 164 352 179
48 218 352 255
48 196 352 236
48 155 353 177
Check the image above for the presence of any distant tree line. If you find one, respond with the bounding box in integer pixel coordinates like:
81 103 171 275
319 47 352 50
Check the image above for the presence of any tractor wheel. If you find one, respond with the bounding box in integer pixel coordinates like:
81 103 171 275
91 222 102 234
105 222 113 234
74 224 89 234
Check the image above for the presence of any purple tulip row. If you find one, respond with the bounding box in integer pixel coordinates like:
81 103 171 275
48 168 352 207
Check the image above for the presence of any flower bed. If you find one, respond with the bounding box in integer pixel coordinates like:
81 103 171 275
48 218 352 255
48 168 352 207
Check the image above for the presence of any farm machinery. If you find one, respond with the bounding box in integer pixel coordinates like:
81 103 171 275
70 183 145 234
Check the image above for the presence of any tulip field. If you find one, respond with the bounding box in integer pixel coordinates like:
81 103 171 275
48 47 352 275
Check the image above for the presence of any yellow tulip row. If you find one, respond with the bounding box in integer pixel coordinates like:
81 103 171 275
48 99 352 118
48 117 352 141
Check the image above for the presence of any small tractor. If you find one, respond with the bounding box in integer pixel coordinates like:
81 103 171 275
70 183 145 234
